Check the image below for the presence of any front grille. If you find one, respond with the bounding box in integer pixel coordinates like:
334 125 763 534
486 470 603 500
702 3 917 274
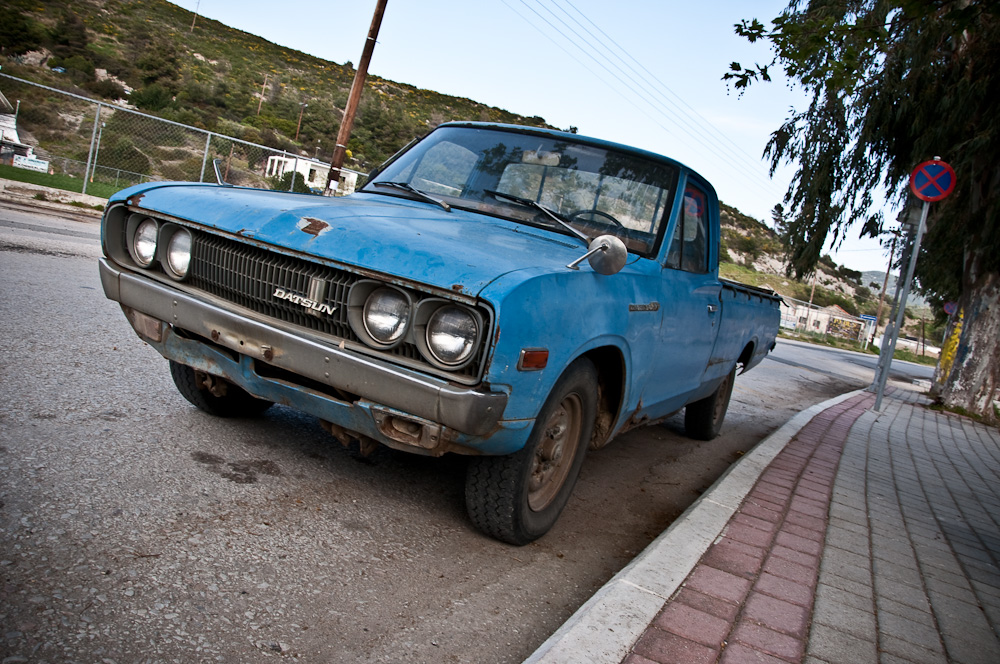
190 234 356 339
173 229 482 380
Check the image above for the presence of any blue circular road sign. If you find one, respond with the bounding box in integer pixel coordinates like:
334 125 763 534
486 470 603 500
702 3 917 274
910 160 955 202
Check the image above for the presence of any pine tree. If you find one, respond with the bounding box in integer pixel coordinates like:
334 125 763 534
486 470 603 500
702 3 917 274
728 1 1000 422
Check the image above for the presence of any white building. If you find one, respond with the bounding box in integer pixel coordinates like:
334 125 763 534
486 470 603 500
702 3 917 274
264 155 359 195
265 155 329 190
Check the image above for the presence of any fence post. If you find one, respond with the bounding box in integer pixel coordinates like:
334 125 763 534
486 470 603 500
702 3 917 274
290 155 299 191
199 132 213 183
82 104 102 196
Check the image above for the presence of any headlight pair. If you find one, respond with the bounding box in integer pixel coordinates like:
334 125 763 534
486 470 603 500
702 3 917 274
348 281 483 370
125 215 192 280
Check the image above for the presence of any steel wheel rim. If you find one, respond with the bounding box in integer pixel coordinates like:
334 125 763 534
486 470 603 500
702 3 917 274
713 373 731 423
528 392 583 512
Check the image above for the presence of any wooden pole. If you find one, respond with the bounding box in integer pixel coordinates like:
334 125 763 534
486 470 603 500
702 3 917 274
326 0 388 195
256 72 269 116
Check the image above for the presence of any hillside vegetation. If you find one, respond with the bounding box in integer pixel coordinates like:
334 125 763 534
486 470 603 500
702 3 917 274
2 0 936 341
1 0 551 172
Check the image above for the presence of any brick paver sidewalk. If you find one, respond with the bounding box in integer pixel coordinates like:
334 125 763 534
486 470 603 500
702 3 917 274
625 391 1000 664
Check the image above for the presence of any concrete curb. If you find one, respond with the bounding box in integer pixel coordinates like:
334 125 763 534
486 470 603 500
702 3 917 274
523 388 868 664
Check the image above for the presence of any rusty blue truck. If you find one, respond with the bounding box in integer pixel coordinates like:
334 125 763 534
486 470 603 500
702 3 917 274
98 122 781 544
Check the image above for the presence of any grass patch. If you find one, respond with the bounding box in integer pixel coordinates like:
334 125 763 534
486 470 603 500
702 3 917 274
889 348 938 366
0 163 116 199
780 330 937 365
927 402 999 428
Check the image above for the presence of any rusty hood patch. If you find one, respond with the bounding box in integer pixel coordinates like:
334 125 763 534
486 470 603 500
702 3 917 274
298 217 330 237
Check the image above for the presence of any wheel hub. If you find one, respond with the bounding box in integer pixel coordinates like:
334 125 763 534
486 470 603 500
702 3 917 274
527 395 582 512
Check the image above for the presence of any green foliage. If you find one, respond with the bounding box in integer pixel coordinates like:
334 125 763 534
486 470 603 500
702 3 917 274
0 5 46 55
131 84 174 111
730 1 1000 298
268 171 316 194
84 78 127 100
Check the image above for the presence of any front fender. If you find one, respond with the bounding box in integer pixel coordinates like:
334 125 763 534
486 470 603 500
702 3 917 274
480 263 660 422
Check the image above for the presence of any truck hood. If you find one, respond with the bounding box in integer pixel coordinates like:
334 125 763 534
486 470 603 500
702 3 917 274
115 182 588 296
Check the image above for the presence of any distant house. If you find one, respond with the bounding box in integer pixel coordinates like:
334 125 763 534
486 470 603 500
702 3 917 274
264 155 329 191
780 298 864 340
0 88 36 164
264 155 358 195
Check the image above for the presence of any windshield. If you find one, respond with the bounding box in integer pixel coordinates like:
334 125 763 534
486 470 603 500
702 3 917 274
363 126 679 257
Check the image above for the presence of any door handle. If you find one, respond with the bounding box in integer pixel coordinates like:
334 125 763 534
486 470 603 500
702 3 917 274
707 304 718 314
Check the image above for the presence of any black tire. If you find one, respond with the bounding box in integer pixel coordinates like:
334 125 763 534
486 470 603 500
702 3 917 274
684 366 736 440
169 360 273 418
465 358 597 545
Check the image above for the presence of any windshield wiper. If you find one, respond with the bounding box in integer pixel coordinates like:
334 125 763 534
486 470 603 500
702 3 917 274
373 181 451 212
484 189 589 244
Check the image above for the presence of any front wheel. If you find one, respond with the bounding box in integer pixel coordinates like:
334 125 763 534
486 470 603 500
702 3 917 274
684 366 736 440
169 360 273 418
465 358 598 545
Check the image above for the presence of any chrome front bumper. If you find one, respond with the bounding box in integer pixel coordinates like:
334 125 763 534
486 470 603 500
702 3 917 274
99 259 514 449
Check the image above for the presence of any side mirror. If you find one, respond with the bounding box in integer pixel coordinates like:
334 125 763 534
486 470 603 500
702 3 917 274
567 234 628 275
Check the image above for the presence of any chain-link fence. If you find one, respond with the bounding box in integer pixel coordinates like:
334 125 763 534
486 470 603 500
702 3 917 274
0 73 362 198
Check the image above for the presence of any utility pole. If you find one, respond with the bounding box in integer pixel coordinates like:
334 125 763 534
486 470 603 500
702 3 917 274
326 0 388 195
871 232 899 344
190 0 200 32
256 73 269 116
295 102 308 141
803 271 817 333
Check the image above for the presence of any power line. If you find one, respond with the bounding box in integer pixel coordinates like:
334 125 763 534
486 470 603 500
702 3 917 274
500 0 788 205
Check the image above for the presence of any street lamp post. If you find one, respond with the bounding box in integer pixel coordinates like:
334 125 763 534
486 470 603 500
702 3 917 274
90 122 106 183
295 103 308 142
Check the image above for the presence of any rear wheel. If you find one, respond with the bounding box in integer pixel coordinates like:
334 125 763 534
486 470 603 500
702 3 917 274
465 358 597 545
684 366 736 440
169 360 273 417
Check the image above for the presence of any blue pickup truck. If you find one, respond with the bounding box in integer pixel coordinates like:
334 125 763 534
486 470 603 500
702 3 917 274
99 122 780 544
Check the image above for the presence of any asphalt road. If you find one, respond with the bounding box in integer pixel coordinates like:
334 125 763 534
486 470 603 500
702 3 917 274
0 202 932 663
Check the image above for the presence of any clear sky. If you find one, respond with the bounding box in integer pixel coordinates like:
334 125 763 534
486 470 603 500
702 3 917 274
177 0 893 273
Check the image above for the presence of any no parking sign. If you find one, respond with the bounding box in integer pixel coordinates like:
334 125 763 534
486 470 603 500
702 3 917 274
910 159 955 202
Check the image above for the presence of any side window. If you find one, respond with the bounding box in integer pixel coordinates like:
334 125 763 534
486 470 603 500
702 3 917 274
667 184 709 273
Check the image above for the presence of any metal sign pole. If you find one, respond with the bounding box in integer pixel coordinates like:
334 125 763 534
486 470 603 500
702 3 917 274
872 200 930 411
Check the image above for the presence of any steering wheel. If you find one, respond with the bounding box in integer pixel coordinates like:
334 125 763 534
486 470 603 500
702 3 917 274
567 208 625 230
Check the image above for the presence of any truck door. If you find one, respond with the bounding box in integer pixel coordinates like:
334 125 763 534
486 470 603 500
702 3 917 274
640 183 723 418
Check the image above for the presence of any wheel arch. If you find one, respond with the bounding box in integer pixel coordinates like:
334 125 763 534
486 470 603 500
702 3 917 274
578 345 626 449
737 338 756 374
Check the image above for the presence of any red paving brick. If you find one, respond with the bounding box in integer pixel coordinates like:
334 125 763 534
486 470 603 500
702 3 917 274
743 593 810 638
720 642 794 663
654 603 730 648
732 621 805 661
762 555 816 586
754 571 814 606
621 393 876 664
702 540 766 579
632 629 719 664
675 588 741 622
686 565 753 604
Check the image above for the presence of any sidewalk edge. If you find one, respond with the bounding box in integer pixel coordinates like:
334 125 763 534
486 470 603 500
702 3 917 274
523 388 868 664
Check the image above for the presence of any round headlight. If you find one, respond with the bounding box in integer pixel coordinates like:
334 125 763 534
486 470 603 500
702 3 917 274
165 228 192 279
426 305 479 366
131 218 158 267
363 287 410 345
